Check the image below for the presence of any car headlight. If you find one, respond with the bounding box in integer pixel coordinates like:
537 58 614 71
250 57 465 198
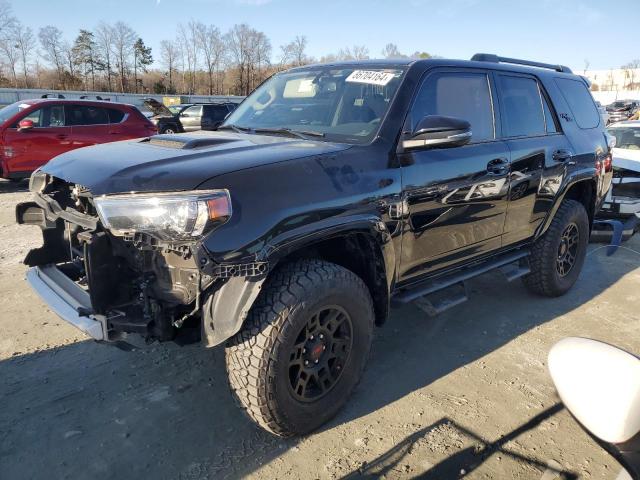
94 190 231 241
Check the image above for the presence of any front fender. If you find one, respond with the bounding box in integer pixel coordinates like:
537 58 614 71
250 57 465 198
260 213 395 271
200 214 398 346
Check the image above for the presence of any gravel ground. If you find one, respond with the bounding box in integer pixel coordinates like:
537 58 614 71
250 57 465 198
1 178 639 479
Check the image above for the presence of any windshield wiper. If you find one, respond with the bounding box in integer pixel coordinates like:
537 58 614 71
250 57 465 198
252 127 326 140
217 124 252 133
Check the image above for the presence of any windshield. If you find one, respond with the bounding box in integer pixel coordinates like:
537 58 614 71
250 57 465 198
0 101 31 125
223 66 406 144
608 127 640 150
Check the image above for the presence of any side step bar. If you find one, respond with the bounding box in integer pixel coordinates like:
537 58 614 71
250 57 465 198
393 249 530 316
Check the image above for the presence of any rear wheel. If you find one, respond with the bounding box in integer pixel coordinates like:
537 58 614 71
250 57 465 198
523 199 589 297
225 259 374 437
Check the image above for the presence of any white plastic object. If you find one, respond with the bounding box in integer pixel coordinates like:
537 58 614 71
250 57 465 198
548 337 640 444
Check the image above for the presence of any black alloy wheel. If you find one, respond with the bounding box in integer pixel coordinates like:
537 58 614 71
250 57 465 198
288 306 353 402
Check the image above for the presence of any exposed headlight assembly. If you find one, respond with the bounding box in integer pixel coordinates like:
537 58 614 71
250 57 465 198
94 190 231 241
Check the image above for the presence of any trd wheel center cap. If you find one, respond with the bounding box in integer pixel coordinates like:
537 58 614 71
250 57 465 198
310 343 324 361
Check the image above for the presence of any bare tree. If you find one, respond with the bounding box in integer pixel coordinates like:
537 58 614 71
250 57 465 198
226 23 252 95
0 29 19 87
622 60 640 89
583 58 590 74
280 35 307 67
178 21 200 94
14 23 35 87
62 41 80 87
159 39 178 93
351 45 369 60
195 23 225 95
0 0 15 37
226 24 271 95
111 21 136 92
381 43 404 59
337 45 369 61
250 30 271 92
38 25 66 88
95 22 115 91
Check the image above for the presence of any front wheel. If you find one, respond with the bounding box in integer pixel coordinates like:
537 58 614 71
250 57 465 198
160 125 177 134
225 260 374 437
523 199 589 297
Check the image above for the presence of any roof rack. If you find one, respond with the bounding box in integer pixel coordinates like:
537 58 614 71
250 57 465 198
79 95 110 101
471 53 572 74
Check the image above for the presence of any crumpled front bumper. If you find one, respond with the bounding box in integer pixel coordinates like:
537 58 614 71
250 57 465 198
26 265 106 341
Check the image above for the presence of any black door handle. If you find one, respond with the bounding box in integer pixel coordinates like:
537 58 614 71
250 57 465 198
487 158 509 175
552 149 573 162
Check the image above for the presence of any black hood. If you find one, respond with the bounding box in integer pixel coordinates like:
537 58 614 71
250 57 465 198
39 131 351 195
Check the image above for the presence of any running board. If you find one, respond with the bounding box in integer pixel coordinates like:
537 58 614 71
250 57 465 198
393 250 530 316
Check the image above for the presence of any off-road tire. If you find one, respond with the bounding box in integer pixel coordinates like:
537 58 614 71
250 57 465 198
225 259 375 437
523 199 589 297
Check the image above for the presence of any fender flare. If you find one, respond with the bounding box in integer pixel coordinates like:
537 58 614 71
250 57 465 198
201 214 397 347
535 169 597 241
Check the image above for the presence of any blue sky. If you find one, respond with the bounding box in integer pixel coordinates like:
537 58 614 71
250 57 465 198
10 0 640 71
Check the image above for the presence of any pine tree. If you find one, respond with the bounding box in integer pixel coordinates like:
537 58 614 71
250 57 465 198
72 30 102 91
133 38 152 93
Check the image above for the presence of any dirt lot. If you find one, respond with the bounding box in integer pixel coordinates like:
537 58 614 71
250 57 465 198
1 178 639 480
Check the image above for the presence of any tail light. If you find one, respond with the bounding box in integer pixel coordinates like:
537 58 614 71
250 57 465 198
603 154 613 173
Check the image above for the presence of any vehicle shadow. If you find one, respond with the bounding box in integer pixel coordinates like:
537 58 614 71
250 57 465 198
0 178 28 194
340 405 577 479
0 239 638 479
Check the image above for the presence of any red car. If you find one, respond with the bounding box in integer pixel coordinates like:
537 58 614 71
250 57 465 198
0 99 157 180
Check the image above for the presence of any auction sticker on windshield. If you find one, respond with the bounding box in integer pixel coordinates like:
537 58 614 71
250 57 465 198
346 70 396 86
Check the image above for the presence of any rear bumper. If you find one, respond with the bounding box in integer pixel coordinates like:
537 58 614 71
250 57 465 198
26 265 106 341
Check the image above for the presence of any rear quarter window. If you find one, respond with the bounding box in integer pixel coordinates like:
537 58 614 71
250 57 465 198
107 108 125 123
554 78 600 129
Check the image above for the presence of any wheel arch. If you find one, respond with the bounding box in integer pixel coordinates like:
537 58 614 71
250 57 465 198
201 216 396 347
537 177 597 240
273 229 394 327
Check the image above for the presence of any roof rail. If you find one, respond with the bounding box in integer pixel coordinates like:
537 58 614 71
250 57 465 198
471 53 573 74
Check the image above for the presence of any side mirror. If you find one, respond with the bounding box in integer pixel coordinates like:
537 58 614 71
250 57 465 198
180 113 189 118
18 119 35 132
548 337 640 444
402 115 471 150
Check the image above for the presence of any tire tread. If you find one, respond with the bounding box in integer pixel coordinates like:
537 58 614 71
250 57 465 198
225 259 373 436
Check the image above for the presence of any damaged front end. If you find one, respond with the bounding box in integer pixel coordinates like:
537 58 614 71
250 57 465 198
17 172 267 348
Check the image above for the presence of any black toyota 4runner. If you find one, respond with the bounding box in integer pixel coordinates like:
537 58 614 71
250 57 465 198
17 54 613 436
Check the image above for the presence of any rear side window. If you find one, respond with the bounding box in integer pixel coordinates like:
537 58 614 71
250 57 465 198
205 105 230 122
411 72 495 142
182 105 202 117
65 105 109 126
107 108 125 123
554 78 600 129
498 75 545 137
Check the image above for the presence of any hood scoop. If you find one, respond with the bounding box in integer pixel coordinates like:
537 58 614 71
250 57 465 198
146 135 239 150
